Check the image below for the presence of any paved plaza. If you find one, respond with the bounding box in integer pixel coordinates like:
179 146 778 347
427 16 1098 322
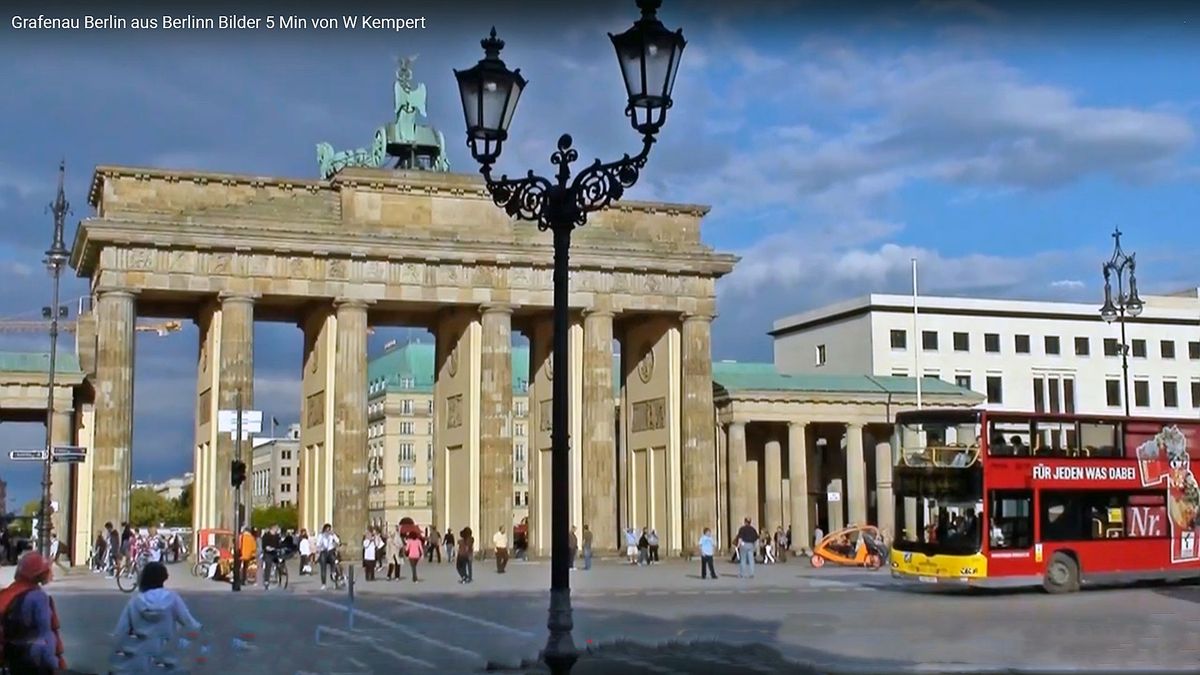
17 556 1199 674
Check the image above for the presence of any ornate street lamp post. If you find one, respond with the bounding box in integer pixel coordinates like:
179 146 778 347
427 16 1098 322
454 2 684 672
1100 227 1143 418
40 161 71 556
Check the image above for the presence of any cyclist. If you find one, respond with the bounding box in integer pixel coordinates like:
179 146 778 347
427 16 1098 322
314 523 340 590
260 524 283 590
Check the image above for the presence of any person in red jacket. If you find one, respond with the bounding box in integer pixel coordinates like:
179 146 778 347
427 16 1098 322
0 552 67 673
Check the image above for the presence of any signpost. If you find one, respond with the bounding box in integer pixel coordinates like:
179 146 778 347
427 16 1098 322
220 400 259 592
51 446 86 463
9 449 48 461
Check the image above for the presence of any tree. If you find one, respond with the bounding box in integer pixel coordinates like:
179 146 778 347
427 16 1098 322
130 488 174 527
251 504 298 531
165 485 193 527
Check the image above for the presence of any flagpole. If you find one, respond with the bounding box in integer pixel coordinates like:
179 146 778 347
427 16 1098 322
913 258 922 410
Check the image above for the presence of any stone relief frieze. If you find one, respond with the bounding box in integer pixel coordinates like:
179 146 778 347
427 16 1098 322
328 258 348 279
210 253 232 275
510 268 530 287
168 250 196 273
396 262 422 284
363 260 388 282
306 391 325 427
289 256 310 279
248 254 271 276
631 397 667 433
446 394 463 428
127 248 155 270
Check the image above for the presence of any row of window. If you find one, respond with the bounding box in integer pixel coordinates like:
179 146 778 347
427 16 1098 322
991 490 1168 549
889 329 1200 360
1104 378 1200 409
370 490 533 509
893 368 1200 411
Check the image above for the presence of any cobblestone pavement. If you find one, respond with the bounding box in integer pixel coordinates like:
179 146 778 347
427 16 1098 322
24 556 1200 673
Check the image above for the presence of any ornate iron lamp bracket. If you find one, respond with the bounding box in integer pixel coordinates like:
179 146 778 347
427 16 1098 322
480 132 655 231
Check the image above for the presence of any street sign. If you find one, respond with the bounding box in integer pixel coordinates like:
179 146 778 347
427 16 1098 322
218 409 263 435
8 449 47 461
52 446 87 462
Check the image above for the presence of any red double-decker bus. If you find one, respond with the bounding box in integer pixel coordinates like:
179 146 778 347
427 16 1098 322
888 409 1200 592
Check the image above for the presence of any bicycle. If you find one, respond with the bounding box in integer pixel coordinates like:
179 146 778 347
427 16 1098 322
191 545 220 578
264 550 290 590
116 552 148 593
326 546 346 590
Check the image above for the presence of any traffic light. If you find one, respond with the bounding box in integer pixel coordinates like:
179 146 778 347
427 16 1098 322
231 460 247 488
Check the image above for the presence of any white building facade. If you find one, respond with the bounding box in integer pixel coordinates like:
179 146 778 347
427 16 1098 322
772 289 1200 418
251 424 301 508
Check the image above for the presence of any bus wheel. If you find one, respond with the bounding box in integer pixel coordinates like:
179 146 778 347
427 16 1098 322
1043 553 1079 594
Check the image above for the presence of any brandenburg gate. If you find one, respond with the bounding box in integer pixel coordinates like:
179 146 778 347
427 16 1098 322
67 64 736 558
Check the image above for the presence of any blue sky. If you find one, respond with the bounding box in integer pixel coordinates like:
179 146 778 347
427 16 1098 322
1 0 1199 507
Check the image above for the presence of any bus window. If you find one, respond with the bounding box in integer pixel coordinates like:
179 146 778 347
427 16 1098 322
988 490 1032 550
1079 422 1120 458
1041 491 1133 541
989 420 1032 456
1033 421 1075 456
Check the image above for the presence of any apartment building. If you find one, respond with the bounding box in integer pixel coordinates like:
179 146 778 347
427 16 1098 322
367 342 530 529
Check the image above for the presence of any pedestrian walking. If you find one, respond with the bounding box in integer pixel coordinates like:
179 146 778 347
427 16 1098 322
764 534 776 564
647 529 660 563
775 527 788 563
405 532 423 583
238 527 256 585
493 526 509 574
426 527 442 564
298 530 312 575
456 527 474 583
813 526 824 551
737 518 759 578
362 529 379 581
624 528 638 565
387 526 404 581
48 532 68 574
698 528 718 579
0 552 67 673
568 527 578 570
443 529 455 564
111 561 201 673
637 529 650 566
315 524 340 591
581 525 593 571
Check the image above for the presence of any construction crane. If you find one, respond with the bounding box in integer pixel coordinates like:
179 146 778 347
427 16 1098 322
0 318 182 336
0 295 182 337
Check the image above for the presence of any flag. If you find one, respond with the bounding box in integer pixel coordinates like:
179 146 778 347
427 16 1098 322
272 417 280 427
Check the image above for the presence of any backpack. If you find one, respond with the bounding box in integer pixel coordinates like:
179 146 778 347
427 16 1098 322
0 588 35 667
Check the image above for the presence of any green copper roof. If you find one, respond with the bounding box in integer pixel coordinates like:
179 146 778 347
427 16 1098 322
712 361 978 397
368 343 621 397
0 351 82 374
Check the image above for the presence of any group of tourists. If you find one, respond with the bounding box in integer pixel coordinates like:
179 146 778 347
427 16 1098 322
0 549 200 674
89 522 189 576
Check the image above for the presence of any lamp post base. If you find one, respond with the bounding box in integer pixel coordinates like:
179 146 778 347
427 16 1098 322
542 587 578 674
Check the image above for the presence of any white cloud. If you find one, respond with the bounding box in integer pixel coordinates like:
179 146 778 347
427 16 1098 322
1050 279 1086 290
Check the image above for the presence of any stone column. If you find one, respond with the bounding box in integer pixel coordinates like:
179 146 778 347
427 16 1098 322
216 294 254 531
332 299 369 560
582 309 616 550
787 421 811 553
727 421 747 549
49 408 74 551
92 289 136 531
479 304 514 545
763 438 783 532
846 423 867 527
680 314 717 550
875 440 895 535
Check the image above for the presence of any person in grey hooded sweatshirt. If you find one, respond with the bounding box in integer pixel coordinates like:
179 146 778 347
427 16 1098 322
111 561 201 673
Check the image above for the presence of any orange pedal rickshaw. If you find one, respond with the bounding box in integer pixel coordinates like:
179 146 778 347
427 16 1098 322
809 525 888 570
192 528 236 578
